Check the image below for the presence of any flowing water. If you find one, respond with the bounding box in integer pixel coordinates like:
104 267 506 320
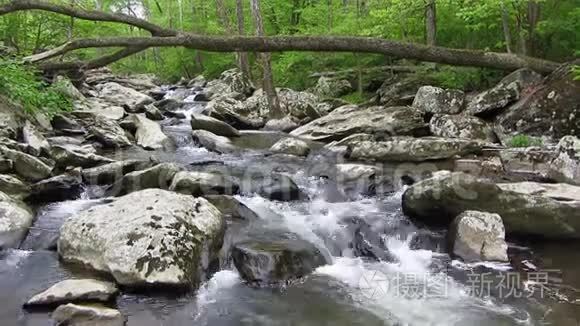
2 90 580 325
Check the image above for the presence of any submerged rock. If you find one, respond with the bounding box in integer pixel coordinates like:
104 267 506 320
0 146 52 181
347 137 482 162
269 138 310 157
449 211 508 262
52 303 125 326
429 114 496 142
412 86 465 115
58 189 225 287
466 68 542 117
169 171 240 196
0 190 34 248
191 114 240 137
402 171 580 238
191 130 237 154
290 105 426 142
25 279 118 306
550 136 580 185
232 238 328 283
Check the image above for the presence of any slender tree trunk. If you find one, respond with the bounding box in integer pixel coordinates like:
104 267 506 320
425 0 436 46
250 0 283 119
235 0 251 80
526 0 540 56
500 0 513 53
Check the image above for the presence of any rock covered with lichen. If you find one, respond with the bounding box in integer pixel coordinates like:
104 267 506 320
57 189 225 288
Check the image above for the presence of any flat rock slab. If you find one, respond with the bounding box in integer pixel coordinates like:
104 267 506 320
25 279 118 306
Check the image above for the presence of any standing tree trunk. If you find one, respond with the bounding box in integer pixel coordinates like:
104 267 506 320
235 0 251 80
425 0 436 46
526 0 541 56
250 0 283 119
500 0 513 53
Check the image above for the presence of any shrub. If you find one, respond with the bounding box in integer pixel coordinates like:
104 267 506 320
0 58 72 116
508 135 544 148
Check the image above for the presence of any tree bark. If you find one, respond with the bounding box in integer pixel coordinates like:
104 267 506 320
235 0 251 80
500 0 513 53
250 0 283 119
425 0 436 46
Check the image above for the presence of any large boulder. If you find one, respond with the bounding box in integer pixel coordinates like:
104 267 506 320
25 279 118 306
429 114 496 142
495 63 580 142
191 130 237 154
550 136 580 185
95 82 154 111
22 121 50 156
346 137 483 162
270 138 310 157
51 144 114 169
190 114 240 137
232 237 328 283
119 163 181 195
0 191 34 248
402 171 580 238
466 68 542 117
449 211 508 262
58 189 225 287
0 146 52 181
129 114 172 150
412 86 465 115
204 97 264 130
169 171 240 196
52 303 125 326
312 77 352 98
290 105 426 142
244 88 320 121
263 116 299 133
73 98 125 120
204 69 255 99
82 160 154 185
88 115 131 148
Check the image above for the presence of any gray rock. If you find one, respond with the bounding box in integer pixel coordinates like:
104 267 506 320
22 121 50 156
82 160 154 185
263 116 299 133
232 238 328 283
449 211 508 262
95 82 154 111
0 95 24 139
204 195 260 221
290 105 426 142
466 68 542 116
550 136 580 185
119 163 182 195
0 191 33 248
169 171 240 196
88 116 131 148
347 137 482 162
413 86 465 114
58 189 225 287
253 174 306 201
52 303 125 326
270 138 310 157
402 171 580 238
51 114 85 133
48 136 85 147
25 279 118 306
51 144 114 169
377 76 425 106
144 104 164 121
204 97 264 130
191 114 240 137
130 114 172 150
429 114 496 142
205 69 254 99
73 98 125 120
0 158 13 173
497 147 555 181
244 88 320 121
0 146 52 181
312 77 352 98
28 172 83 202
55 76 86 102
191 130 237 154
0 174 29 199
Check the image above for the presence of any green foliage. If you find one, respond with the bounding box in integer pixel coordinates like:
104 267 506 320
508 134 544 148
0 59 72 116
340 92 372 104
428 66 503 91
572 65 580 81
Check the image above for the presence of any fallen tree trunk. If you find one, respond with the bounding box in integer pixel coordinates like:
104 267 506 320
309 65 423 78
0 0 561 73
23 35 560 73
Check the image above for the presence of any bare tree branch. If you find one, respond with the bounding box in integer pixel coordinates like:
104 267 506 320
27 35 560 73
0 0 177 36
